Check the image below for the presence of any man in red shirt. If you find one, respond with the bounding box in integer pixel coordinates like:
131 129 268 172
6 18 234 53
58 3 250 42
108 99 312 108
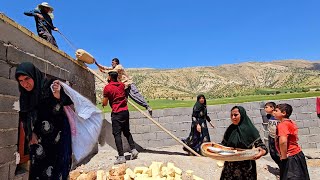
103 71 138 165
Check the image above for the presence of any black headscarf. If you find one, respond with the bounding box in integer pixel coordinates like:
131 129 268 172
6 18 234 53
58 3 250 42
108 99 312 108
192 94 207 118
15 62 47 112
223 106 261 149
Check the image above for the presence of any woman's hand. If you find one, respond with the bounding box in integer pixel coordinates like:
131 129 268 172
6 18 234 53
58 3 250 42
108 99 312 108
253 147 266 160
29 132 38 145
51 80 61 100
196 124 201 133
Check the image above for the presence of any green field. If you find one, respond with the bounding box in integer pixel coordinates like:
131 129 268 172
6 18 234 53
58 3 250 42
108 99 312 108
98 91 320 113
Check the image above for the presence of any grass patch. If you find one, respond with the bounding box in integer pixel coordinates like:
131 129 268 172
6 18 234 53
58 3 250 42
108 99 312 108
98 91 320 113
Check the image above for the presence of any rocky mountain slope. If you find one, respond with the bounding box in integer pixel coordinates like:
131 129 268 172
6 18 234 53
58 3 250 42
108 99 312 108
95 59 320 99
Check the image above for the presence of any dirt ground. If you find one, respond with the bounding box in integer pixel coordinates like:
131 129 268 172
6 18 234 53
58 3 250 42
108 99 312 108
73 145 320 180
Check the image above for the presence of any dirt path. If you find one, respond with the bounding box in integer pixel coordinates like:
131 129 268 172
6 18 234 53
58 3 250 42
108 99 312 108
73 145 320 180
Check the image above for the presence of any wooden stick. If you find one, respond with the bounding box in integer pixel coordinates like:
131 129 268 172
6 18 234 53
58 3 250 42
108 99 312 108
89 66 201 157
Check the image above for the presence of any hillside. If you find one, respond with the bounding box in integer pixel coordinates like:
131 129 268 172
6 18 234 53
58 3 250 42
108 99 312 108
95 59 320 100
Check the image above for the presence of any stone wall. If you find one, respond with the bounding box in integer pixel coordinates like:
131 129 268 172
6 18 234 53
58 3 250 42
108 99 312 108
104 97 320 150
0 14 96 179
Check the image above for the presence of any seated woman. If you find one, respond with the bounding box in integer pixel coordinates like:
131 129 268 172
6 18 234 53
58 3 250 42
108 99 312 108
15 62 72 180
220 106 268 180
183 94 214 154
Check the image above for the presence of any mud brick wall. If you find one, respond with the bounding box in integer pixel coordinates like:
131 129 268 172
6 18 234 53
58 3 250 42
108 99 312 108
0 14 96 179
104 97 320 150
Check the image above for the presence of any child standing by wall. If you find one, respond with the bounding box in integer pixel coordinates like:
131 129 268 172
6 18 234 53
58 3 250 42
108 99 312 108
274 103 310 180
264 102 281 168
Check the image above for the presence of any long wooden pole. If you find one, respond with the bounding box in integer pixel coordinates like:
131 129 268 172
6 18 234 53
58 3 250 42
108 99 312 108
87 67 201 157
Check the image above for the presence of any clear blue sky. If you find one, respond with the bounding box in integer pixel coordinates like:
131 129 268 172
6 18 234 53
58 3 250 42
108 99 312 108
2 0 320 68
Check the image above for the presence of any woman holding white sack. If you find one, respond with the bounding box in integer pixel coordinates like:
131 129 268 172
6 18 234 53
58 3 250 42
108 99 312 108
16 62 103 180
16 62 73 179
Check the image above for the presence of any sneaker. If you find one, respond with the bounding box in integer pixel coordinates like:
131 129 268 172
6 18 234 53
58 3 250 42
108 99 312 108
130 149 139 160
114 156 126 165
147 106 152 116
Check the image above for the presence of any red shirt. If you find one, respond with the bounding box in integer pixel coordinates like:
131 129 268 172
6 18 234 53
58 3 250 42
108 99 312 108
103 81 128 113
276 119 301 157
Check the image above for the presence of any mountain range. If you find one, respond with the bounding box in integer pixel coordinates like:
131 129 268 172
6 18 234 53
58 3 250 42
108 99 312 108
95 59 320 100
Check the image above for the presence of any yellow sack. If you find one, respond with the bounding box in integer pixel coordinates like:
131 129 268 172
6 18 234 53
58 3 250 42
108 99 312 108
75 49 95 64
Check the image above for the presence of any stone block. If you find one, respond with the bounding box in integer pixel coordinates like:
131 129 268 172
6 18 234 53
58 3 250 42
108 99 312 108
142 118 154 125
0 129 18 147
0 77 19 97
0 112 19 129
162 138 178 147
207 105 221 112
173 115 190 123
299 128 310 135
308 134 320 143
300 105 315 114
0 60 10 78
0 42 7 61
303 120 318 128
148 139 164 148
130 118 144 126
129 125 136 134
0 163 9 180
309 127 320 134
0 96 19 113
299 135 309 144
216 111 229 119
44 46 69 68
152 109 164 118
0 145 16 164
150 124 161 132
179 122 190 131
156 131 169 140
252 117 262 124
129 111 145 119
158 116 173 124
306 98 316 106
142 132 157 141
296 113 311 121
0 21 46 59
135 140 147 148
295 120 304 129
310 112 319 119
207 113 218 119
225 104 237 111
214 119 225 128
6 45 34 65
240 103 251 110
135 124 150 134
9 160 16 180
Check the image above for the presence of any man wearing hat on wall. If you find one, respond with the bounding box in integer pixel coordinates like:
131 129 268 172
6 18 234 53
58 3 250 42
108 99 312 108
24 2 59 47
103 70 139 165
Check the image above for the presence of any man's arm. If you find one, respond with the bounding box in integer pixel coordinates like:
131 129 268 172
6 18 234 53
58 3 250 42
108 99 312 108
98 64 113 72
24 9 38 16
279 136 288 160
102 97 108 108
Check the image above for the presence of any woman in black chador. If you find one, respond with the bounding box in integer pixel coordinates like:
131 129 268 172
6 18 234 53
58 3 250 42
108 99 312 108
16 62 72 179
183 94 212 154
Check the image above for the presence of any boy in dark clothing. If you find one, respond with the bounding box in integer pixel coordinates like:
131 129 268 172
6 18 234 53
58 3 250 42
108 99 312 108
103 71 138 165
24 2 58 47
264 102 281 168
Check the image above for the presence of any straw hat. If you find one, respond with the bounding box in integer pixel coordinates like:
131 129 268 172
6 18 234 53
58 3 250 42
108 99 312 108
37 2 54 11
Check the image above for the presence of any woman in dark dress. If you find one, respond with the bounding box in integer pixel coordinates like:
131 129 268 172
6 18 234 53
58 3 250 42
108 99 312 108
183 94 213 154
16 62 72 180
220 106 268 180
